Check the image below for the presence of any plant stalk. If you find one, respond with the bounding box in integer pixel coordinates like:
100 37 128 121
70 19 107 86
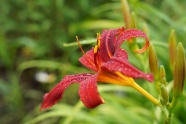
132 82 160 106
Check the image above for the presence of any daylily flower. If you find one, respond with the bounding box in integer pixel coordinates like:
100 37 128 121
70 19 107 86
40 27 158 110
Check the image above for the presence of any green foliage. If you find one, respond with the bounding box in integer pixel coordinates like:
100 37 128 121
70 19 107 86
0 0 186 124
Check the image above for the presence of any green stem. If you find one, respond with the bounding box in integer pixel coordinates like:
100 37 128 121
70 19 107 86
164 96 179 124
168 96 179 113
164 114 173 124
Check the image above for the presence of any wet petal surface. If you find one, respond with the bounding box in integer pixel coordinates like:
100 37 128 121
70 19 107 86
79 74 105 108
79 48 97 72
101 57 153 82
40 73 93 110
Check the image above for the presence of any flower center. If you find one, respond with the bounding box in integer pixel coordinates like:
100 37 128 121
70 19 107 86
97 71 135 86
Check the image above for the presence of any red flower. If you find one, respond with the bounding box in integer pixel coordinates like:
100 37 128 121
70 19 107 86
40 27 153 110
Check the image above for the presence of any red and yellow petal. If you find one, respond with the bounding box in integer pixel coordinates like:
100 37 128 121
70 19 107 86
101 57 154 82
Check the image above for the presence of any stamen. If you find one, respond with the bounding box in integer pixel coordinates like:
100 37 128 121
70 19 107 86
96 33 101 48
134 38 150 54
76 36 95 67
76 36 86 55
93 33 101 70
94 45 99 53
115 72 134 86
93 33 101 54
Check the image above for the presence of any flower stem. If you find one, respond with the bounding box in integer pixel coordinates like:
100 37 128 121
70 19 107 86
115 72 160 106
132 82 160 106
168 96 179 114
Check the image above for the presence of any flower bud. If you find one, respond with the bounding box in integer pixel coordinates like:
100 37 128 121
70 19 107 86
121 0 130 29
130 12 137 29
159 65 167 86
160 99 166 106
173 42 185 97
160 84 169 104
143 23 149 37
149 45 159 80
169 30 177 72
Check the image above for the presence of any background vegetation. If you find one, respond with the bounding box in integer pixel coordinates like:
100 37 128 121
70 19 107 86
0 0 186 124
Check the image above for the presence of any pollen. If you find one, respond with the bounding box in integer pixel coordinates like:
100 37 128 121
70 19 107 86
94 45 99 53
96 33 101 48
94 33 101 54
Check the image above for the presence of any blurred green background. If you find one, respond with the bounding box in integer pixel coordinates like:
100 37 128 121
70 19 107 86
0 0 186 124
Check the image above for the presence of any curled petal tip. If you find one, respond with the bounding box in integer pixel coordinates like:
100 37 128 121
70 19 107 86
43 93 49 100
101 97 105 103
116 27 125 35
40 93 49 111
134 39 150 54
116 29 150 54
39 106 45 111
85 98 105 109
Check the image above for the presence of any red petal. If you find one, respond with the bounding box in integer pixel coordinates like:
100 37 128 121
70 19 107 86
98 29 118 62
101 57 154 82
116 29 150 53
79 74 105 108
40 73 92 110
79 48 97 72
113 48 128 61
